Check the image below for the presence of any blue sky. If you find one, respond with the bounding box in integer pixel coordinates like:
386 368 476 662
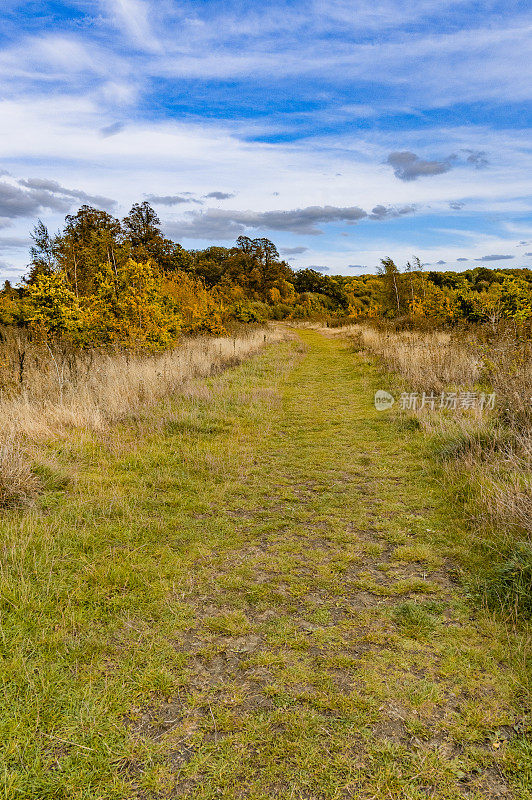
0 0 531 281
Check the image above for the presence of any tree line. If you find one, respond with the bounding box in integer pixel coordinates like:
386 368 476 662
0 201 531 349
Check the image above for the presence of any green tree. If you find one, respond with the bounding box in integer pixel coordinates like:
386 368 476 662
378 257 404 316
27 220 57 283
57 205 123 296
122 201 191 272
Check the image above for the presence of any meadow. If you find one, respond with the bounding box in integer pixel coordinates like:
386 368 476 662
0 207 531 799
0 320 530 799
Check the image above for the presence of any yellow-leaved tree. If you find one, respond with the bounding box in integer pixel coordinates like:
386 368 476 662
161 271 226 335
26 272 84 342
84 259 183 350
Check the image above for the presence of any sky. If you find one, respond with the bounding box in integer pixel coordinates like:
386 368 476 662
0 0 531 281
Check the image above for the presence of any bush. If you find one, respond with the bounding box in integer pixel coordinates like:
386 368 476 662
231 302 265 323
270 303 292 320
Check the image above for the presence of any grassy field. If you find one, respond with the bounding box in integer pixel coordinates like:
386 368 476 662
1 329 531 798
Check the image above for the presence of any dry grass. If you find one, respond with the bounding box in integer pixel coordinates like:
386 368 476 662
479 473 532 542
0 326 286 441
480 332 532 428
328 322 532 616
0 325 287 505
0 435 41 507
342 325 480 392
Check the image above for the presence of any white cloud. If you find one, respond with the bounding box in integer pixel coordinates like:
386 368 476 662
104 0 162 52
0 1 530 281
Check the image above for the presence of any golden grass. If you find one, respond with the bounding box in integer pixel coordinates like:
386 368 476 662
0 326 287 504
479 473 532 542
0 327 286 441
0 434 41 506
346 325 480 392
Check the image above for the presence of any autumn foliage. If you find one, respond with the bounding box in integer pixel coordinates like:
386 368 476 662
0 201 531 350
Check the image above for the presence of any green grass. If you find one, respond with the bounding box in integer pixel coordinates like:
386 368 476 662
0 330 530 798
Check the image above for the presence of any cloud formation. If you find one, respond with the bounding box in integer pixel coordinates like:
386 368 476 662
203 191 235 200
0 1 530 280
474 254 514 261
18 178 115 208
464 149 489 168
386 151 453 181
100 121 125 137
280 246 308 255
369 204 415 219
146 194 201 206
0 182 71 222
167 203 416 239
0 177 115 230
387 149 490 183
0 235 30 247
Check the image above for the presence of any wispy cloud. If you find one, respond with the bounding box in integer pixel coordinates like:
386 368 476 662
104 0 162 53
474 254 514 261
464 149 489 168
100 121 125 137
281 246 309 255
146 194 202 206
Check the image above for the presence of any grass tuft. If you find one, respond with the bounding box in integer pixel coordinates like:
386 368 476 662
0 436 41 507
432 424 515 462
484 542 532 619
392 601 441 638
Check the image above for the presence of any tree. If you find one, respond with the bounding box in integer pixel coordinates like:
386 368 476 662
122 201 162 250
292 268 348 308
122 201 191 272
26 271 84 339
57 205 123 296
255 238 279 266
378 257 404 316
27 220 57 283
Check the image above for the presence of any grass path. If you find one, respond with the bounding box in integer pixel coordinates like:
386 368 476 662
1 330 530 799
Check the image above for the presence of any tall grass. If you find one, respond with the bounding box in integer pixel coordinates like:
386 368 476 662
0 325 286 504
0 434 42 506
346 326 481 392
336 322 532 620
